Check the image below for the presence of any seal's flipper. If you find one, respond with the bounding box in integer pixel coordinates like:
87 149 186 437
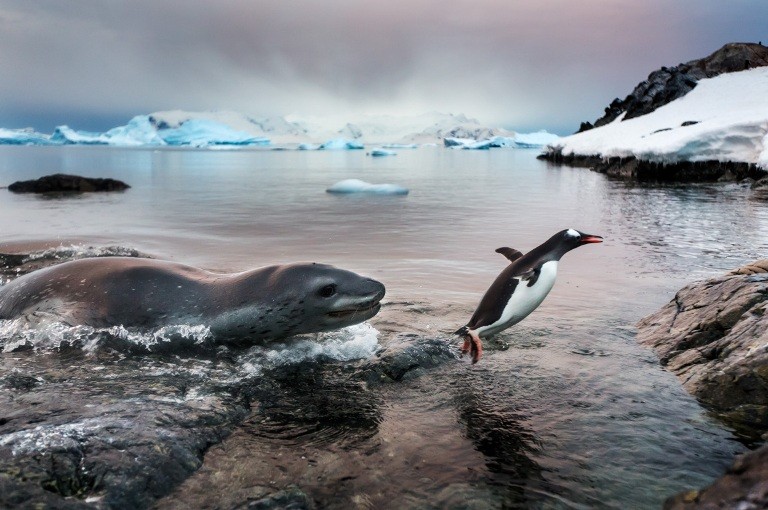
495 247 524 263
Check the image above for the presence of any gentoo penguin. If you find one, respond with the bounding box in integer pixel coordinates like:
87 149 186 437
456 228 603 363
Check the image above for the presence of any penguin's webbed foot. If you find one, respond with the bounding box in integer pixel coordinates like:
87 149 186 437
460 331 483 364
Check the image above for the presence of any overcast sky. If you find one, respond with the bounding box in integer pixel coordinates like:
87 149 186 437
1 0 766 134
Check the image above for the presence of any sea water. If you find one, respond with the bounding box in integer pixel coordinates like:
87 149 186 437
1 145 767 508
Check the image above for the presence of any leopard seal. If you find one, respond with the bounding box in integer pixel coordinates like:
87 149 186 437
0 257 385 343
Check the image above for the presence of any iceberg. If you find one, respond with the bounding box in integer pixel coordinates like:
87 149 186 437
297 143 319 150
0 128 53 145
445 132 559 150
513 130 560 148
368 148 397 157
326 179 409 195
50 126 110 145
157 118 269 147
319 139 364 150
104 116 166 146
444 137 476 147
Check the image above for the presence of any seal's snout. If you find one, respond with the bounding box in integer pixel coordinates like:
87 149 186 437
364 278 386 302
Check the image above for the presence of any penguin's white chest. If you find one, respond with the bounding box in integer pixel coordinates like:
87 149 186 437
479 260 558 336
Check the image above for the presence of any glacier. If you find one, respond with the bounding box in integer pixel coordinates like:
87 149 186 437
0 109 561 150
545 67 768 169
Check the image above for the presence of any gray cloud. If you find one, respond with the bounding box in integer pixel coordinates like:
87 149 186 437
0 0 766 133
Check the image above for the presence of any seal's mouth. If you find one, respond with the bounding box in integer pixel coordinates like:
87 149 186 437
327 299 382 319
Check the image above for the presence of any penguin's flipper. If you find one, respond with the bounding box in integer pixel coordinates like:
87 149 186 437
520 266 541 287
495 247 524 263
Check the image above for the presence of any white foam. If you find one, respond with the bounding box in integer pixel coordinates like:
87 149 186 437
0 320 212 353
235 323 381 376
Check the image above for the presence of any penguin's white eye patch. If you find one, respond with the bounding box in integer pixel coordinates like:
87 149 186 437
566 228 580 238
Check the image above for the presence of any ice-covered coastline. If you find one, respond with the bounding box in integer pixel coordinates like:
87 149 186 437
541 66 768 180
0 110 558 149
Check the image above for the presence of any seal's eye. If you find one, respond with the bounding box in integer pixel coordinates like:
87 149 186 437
318 284 337 298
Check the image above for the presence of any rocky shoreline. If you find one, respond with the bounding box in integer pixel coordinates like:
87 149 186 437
637 260 768 508
538 151 768 182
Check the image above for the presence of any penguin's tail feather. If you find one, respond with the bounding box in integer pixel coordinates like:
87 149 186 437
454 325 469 336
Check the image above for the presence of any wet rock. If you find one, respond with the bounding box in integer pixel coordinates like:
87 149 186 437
365 335 457 383
581 43 768 131
636 259 768 437
0 329 457 508
538 152 766 183
664 443 768 510
752 176 768 190
7 174 130 194
244 486 314 509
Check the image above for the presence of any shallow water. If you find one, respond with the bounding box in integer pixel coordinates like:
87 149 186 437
1 146 767 508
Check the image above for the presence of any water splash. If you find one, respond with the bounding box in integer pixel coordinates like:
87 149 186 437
0 318 380 366
235 323 381 376
0 319 213 353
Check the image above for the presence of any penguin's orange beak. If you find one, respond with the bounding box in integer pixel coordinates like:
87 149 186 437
580 234 603 244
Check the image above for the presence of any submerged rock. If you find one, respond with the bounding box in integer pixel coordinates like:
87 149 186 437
664 444 768 510
636 259 768 437
8 174 130 193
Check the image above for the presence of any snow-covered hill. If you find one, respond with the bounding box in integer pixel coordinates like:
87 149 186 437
545 67 768 169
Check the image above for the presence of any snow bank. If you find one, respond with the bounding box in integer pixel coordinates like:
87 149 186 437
326 179 409 195
547 67 768 168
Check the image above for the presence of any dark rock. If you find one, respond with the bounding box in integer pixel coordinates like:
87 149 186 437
681 121 700 127
752 176 768 190
579 43 768 132
636 260 768 438
538 151 767 183
664 444 768 510
8 174 130 194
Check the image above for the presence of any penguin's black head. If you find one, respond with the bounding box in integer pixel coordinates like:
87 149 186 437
561 228 603 249
546 228 603 258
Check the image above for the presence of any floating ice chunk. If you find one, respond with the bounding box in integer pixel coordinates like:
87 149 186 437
319 138 364 150
513 130 560 148
297 143 320 150
368 148 397 157
158 119 270 147
326 178 409 195
381 143 418 149
0 127 53 145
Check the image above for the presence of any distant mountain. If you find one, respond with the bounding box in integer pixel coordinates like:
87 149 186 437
579 42 768 133
0 110 530 147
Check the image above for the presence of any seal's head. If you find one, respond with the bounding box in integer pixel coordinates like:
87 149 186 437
284 263 386 334
214 262 386 342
